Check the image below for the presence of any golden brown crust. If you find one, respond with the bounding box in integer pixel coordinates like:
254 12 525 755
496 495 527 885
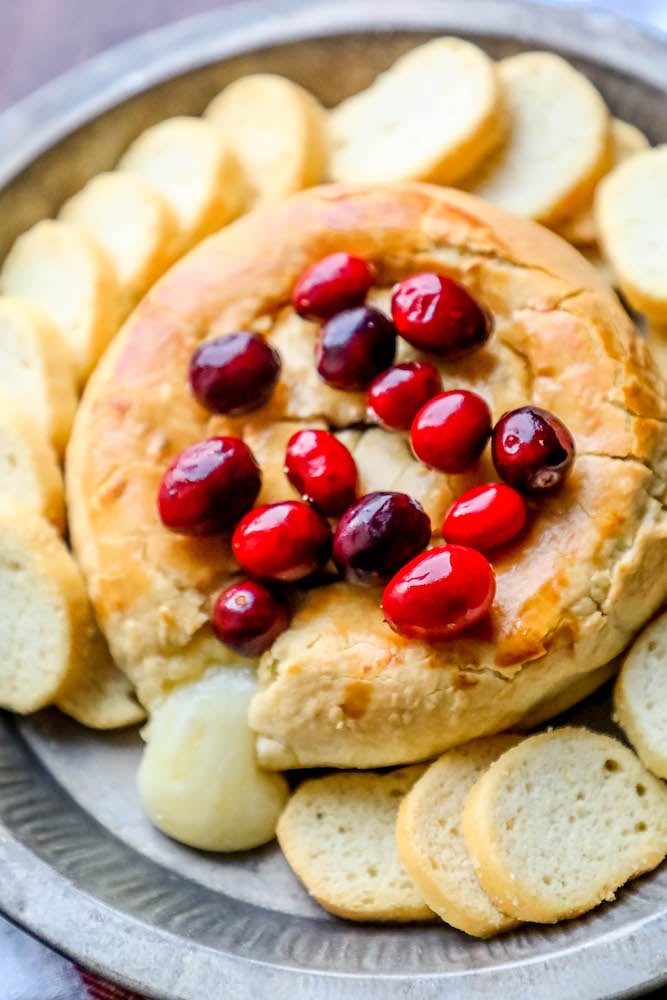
66 184 667 765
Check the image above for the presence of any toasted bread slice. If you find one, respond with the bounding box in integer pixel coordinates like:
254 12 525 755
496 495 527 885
0 502 104 713
397 735 522 937
277 766 433 922
329 38 506 186
461 727 667 923
596 145 667 322
554 119 649 246
117 116 246 254
0 219 119 383
205 74 327 206
0 396 65 532
468 52 611 224
614 612 667 779
645 324 667 381
57 628 145 730
60 171 179 319
0 298 76 456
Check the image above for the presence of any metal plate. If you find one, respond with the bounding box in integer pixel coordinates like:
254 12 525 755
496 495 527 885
1 3 666 998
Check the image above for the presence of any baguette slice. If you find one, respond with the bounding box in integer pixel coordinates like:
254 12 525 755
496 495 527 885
596 145 667 322
614 612 667 779
57 628 145 730
205 74 327 206
0 396 65 532
329 38 506 186
0 219 119 383
554 119 649 247
397 735 522 937
277 766 433 922
0 502 101 713
645 324 667 381
117 116 246 254
462 727 667 923
0 298 76 456
60 172 179 319
468 52 611 224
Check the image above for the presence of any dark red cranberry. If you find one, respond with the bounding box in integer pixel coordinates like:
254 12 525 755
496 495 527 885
411 390 492 473
232 500 332 582
292 252 375 319
332 491 431 586
442 483 527 552
367 361 442 430
189 332 281 415
212 580 291 657
391 272 492 356
316 306 397 391
492 406 575 493
157 437 261 535
382 544 495 640
285 429 358 516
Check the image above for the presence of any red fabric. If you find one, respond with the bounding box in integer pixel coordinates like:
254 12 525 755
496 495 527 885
79 968 147 999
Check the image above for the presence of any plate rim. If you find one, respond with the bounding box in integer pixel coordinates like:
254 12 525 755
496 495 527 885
1 2 667 997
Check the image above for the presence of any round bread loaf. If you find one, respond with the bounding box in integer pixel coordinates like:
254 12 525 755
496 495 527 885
66 183 667 768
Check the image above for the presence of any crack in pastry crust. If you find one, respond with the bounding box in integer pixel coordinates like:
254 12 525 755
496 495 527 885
65 183 667 767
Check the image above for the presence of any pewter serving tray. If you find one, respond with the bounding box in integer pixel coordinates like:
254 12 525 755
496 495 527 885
0 3 666 998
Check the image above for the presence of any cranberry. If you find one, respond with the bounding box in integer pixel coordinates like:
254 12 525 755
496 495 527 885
189 332 281 415
232 500 332 581
316 306 397 391
212 580 291 657
158 437 261 535
442 483 527 552
367 361 442 430
292 252 375 319
285 429 358 516
391 272 492 356
332 491 431 586
411 390 492 473
382 544 495 641
492 406 575 493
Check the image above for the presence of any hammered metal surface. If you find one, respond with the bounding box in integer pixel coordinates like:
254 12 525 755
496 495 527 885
0 3 666 998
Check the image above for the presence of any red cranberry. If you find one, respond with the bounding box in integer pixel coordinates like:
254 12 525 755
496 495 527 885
332 491 431 586
285 429 358 516
292 252 375 319
232 501 332 582
158 437 261 535
189 332 281 415
382 544 495 640
212 580 291 657
316 306 397 391
492 406 575 493
442 483 527 552
367 361 442 430
391 272 492 356
411 390 492 473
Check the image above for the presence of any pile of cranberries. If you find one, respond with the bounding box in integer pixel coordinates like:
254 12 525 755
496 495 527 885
157 251 575 657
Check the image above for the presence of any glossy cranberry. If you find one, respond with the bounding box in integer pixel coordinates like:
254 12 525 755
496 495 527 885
332 491 431 586
367 361 442 430
189 332 281 415
391 272 492 356
316 306 397 391
492 406 575 493
285 429 358 517
232 500 332 582
442 483 527 552
158 437 261 535
382 544 495 641
212 580 291 657
411 390 492 473
292 252 375 319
